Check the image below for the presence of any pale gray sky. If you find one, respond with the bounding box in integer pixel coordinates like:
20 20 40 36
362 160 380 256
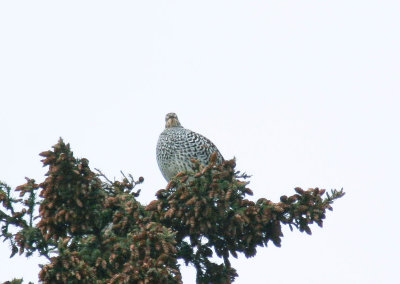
1 1 399 283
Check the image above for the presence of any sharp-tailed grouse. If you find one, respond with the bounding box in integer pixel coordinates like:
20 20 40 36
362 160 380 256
156 113 224 181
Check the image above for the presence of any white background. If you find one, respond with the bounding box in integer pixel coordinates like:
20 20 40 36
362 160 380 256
1 1 399 283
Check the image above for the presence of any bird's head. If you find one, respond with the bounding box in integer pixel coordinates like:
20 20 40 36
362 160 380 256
165 112 182 128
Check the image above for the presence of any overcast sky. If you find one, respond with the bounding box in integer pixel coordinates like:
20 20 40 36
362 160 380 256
1 1 399 283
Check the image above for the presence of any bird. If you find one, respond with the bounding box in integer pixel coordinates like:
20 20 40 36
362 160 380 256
156 113 224 181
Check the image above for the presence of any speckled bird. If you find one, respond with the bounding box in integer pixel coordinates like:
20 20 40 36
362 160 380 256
156 113 224 181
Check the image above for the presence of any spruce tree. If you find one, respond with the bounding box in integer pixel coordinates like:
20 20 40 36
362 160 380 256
1 139 344 283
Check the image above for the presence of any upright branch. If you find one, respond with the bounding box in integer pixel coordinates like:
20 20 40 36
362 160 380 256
1 178 54 259
146 155 344 283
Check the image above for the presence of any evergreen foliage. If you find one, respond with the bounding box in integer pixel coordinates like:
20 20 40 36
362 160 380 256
0 139 344 283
